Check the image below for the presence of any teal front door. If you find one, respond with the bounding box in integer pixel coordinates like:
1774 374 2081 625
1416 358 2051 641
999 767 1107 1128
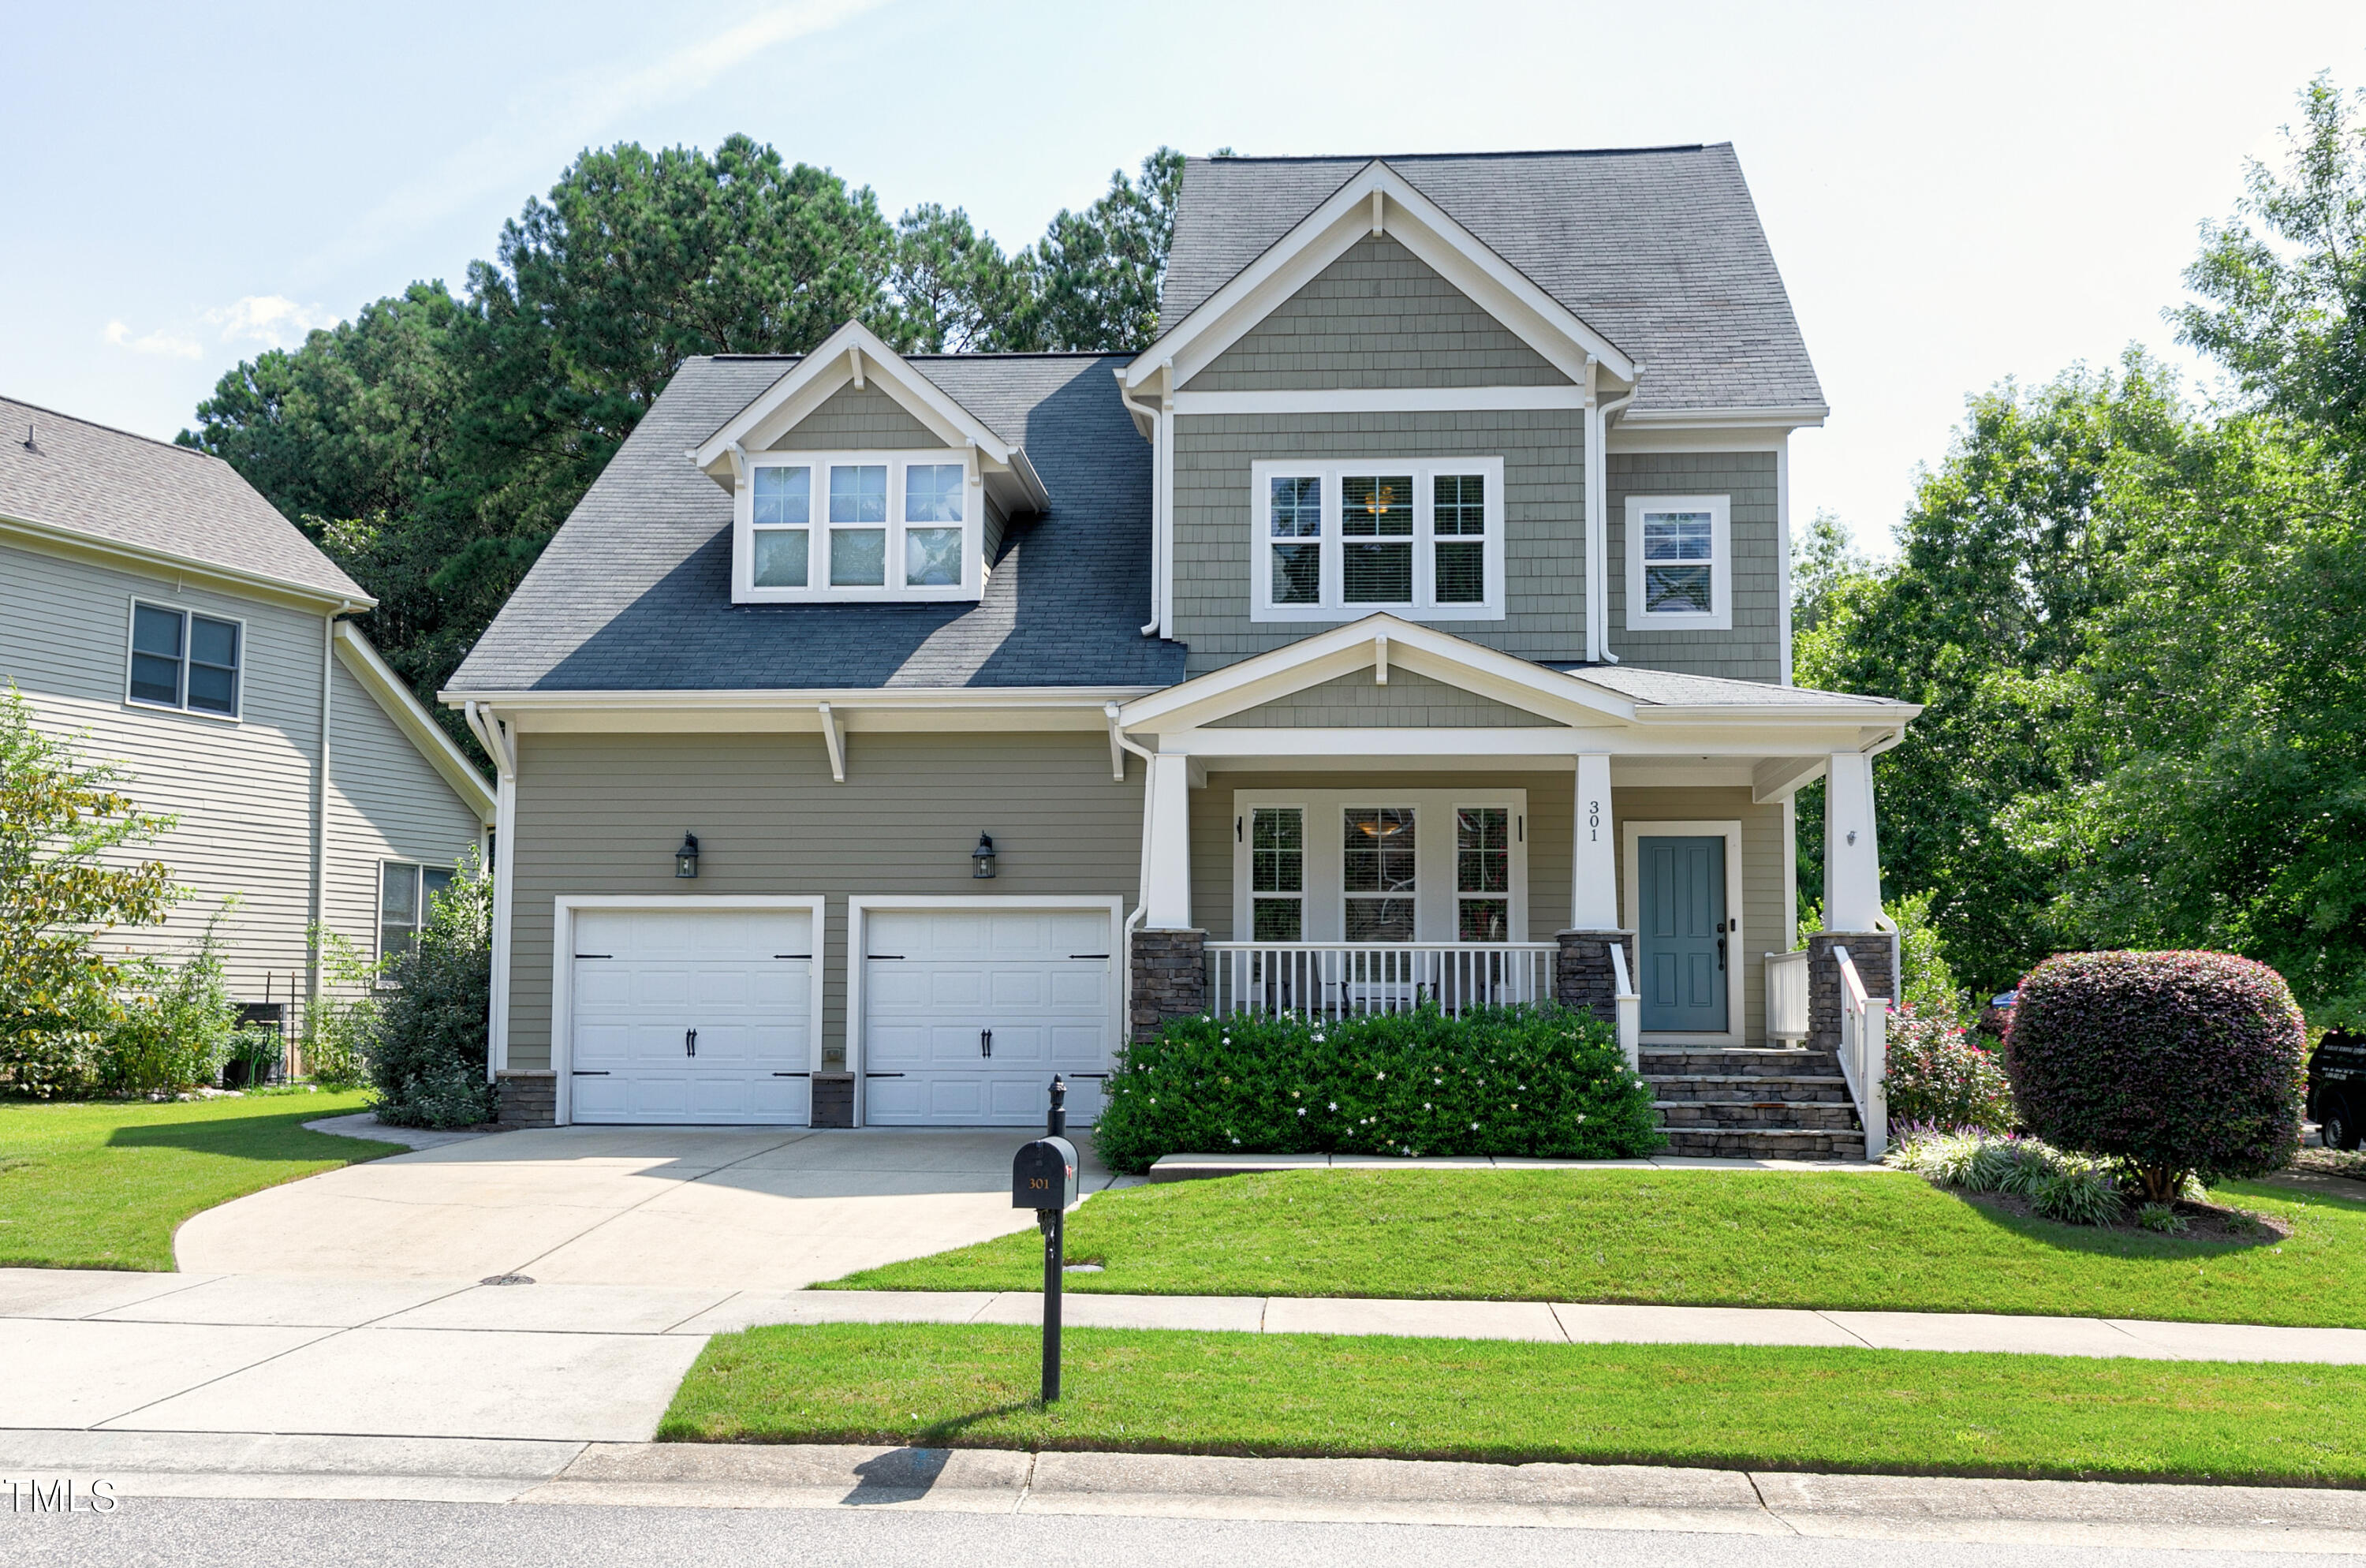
1638 835 1728 1032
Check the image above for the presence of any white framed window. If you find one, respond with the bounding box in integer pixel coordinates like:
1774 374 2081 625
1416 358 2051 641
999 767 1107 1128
1232 790 1527 943
1249 457 1505 622
1624 494 1733 631
733 450 980 603
126 600 243 719
379 861 455 965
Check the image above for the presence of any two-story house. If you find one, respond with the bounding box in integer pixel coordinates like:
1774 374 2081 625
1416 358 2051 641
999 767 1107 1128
2 397 495 1053
444 146 1918 1153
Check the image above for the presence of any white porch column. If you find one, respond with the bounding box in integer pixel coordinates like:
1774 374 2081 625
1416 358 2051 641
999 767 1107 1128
1144 752 1194 928
1823 751 1883 930
1570 753 1618 929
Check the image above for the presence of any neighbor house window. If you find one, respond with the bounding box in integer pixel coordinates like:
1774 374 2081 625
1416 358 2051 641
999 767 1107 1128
1624 494 1733 631
735 452 977 602
1249 808 1304 940
1250 458 1504 622
379 862 454 964
1343 807 1417 942
128 602 241 717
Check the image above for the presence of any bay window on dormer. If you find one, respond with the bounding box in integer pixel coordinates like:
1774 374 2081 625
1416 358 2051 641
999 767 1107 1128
1249 457 1504 622
736 451 980 602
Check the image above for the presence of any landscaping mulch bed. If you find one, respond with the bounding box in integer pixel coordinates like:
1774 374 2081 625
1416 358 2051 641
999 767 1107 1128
1957 1187 2293 1245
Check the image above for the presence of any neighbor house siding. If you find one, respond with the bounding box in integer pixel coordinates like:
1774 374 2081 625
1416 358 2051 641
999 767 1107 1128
323 656 487 976
1205 666 1556 728
1171 409 1587 676
1610 784 1786 1045
504 730 1142 1071
1189 236 1571 391
1605 452 1783 682
766 383 947 450
0 536 325 1004
1189 769 1576 940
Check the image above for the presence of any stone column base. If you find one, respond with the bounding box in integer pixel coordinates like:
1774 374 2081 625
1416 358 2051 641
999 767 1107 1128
1554 931 1638 1025
811 1073 854 1128
1806 931 1898 1058
1130 928 1207 1042
494 1070 556 1129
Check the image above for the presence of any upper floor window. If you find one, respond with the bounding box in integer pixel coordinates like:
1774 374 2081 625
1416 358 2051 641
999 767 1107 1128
735 451 978 603
1248 457 1505 622
128 602 241 718
1624 495 1733 632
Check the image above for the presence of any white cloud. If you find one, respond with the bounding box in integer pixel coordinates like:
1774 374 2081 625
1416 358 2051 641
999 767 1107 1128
100 319 202 359
307 0 889 280
207 295 333 349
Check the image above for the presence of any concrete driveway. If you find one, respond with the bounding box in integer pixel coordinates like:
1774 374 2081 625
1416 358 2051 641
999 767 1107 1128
177 1127 1117 1291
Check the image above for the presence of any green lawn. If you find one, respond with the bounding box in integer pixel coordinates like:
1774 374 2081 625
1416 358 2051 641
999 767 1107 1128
827 1167 2366 1328
663 1321 2366 1484
0 1089 389 1271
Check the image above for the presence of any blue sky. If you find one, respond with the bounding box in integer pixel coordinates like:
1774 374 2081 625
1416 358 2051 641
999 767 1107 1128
4 0 2363 551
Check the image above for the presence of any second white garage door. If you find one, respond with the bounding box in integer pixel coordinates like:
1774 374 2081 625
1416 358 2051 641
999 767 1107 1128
862 906 1114 1126
569 906 818 1124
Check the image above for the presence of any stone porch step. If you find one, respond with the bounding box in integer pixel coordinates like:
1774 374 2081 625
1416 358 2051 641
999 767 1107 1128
1662 1126 1868 1160
1654 1100 1861 1131
1642 1073 1852 1104
1640 1047 1842 1077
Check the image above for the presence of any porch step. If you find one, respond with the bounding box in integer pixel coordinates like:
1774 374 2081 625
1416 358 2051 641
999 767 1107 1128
1654 1099 1860 1131
1640 1046 1843 1077
1648 1073 1852 1104
1662 1127 1866 1160
1638 1045 1869 1159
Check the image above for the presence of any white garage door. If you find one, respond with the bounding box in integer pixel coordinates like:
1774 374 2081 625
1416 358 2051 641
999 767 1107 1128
863 907 1114 1126
569 907 816 1124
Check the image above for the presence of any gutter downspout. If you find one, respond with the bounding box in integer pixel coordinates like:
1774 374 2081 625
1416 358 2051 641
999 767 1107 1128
1106 704 1162 1038
1585 383 1640 665
465 700 520 1089
309 599 358 1062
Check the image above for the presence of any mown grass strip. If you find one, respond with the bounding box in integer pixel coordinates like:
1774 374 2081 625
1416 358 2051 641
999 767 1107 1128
663 1320 2366 1484
825 1167 2366 1328
0 1089 386 1270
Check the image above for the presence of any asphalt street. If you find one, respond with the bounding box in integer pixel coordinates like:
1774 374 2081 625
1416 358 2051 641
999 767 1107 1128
9 1496 2363 1568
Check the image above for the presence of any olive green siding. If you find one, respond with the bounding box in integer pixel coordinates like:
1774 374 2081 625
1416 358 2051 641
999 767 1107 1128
1189 237 1571 391
1189 770 1575 939
1205 666 1555 728
505 730 1141 1070
1172 410 1587 677
1606 451 1783 682
1610 785 1787 1044
766 383 946 450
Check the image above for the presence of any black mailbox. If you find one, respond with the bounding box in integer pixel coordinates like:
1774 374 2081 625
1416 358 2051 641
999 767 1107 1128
1013 1135 1079 1211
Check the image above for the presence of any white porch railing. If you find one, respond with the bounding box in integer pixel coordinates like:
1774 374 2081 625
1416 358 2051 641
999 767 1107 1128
1206 942 1557 1022
1831 943 1889 1161
1607 941 1640 1071
1765 949 1809 1043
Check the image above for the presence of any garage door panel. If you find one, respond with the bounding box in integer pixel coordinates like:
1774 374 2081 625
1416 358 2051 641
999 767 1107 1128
1047 970 1106 1008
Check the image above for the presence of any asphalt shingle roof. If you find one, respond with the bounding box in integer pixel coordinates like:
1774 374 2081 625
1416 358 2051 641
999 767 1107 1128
0 395 368 602
448 354 1183 693
1553 663 1904 708
1160 147 1823 414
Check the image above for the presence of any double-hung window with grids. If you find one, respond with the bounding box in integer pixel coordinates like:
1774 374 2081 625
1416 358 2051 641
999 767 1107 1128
1250 458 1505 622
1622 494 1733 631
128 602 241 718
738 453 976 602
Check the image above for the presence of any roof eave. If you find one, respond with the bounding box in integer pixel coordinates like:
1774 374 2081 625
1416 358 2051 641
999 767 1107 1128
0 510 374 611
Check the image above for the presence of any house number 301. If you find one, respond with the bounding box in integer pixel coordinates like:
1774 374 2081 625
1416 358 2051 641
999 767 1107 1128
1587 801 1601 842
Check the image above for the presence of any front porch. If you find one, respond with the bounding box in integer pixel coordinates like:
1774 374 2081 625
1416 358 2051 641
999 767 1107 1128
1111 616 1920 1159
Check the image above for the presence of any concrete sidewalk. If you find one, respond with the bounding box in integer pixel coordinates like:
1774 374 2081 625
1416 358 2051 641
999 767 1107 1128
3 1430 2364 1554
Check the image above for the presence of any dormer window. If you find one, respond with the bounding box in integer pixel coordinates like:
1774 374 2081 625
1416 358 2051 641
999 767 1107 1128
1249 457 1504 622
736 450 980 602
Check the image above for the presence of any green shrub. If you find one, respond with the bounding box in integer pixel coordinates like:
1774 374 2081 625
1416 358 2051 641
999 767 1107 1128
368 856 495 1128
1887 1125 2127 1226
2137 1201 2189 1235
1092 1003 1663 1176
1885 1013 2015 1133
99 904 248 1096
2028 1157 2122 1225
2006 950 2306 1201
302 928 382 1090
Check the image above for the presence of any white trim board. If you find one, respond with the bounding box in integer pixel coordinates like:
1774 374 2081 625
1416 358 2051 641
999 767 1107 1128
845 894 1126 1129
1620 819 1746 1047
546 895 828 1127
1176 387 1587 416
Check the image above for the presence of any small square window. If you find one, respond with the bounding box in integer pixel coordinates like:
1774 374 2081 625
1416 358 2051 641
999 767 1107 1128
752 528 809 588
905 464 964 524
905 528 961 587
752 465 810 525
128 603 240 717
829 465 887 524
830 528 888 586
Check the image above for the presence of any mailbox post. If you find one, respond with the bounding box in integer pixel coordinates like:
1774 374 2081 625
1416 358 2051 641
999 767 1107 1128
1011 1074 1080 1402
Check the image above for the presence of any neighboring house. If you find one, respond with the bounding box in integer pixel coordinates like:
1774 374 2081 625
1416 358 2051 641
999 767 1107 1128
0 396 495 1045
446 146 1919 1153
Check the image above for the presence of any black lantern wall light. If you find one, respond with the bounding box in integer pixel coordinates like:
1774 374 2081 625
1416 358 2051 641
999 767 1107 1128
674 833 700 879
971 832 998 879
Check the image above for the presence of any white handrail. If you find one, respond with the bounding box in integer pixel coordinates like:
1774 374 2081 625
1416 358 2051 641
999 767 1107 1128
1607 941 1640 1071
1830 944 1888 1161
1205 941 1556 1022
1764 949 1809 1043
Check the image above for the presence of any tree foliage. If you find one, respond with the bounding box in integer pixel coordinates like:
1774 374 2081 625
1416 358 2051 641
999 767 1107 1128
0 685 179 1096
180 140 1190 749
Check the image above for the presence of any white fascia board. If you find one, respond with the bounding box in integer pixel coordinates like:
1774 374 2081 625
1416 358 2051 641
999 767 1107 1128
690 321 1016 472
0 512 375 614
1116 613 1637 730
333 623 496 823
1124 162 1636 394
1172 386 1590 416
1618 405 1830 428
1629 700 1922 723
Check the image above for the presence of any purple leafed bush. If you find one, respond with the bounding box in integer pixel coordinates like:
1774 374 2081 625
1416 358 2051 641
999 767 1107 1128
1885 1013 2014 1134
2003 950 2305 1201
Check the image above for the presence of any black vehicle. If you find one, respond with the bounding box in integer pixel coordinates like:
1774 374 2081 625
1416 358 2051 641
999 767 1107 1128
2309 1029 2365 1151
